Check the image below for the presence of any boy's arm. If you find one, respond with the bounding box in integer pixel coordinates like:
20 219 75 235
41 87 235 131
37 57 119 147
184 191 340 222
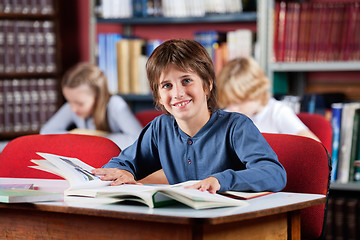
102 122 161 181
213 119 287 192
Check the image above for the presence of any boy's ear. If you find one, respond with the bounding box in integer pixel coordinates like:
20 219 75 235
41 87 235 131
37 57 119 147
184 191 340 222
208 80 213 93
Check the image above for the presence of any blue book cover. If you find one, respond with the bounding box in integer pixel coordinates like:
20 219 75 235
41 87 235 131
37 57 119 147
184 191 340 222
105 33 122 94
330 103 343 182
97 34 107 73
133 0 148 17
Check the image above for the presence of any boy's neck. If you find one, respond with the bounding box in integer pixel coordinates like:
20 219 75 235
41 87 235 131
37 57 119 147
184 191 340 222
176 110 212 137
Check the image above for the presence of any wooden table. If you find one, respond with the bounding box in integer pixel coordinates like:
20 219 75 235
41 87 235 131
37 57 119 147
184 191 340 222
0 178 326 240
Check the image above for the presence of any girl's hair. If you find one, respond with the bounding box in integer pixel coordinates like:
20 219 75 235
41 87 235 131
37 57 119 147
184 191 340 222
146 39 218 113
216 57 270 109
62 62 111 131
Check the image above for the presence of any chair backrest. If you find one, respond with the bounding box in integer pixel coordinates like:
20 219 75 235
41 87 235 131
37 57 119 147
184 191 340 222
0 134 121 179
135 109 164 127
297 112 333 155
262 133 331 240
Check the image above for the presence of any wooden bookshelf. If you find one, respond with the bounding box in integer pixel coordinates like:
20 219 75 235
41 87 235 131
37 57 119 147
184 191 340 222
0 0 62 140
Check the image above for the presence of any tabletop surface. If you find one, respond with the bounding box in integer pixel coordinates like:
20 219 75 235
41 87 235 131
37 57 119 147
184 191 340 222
0 177 326 225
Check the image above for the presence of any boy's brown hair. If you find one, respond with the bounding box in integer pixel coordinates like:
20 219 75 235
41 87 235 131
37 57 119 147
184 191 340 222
146 39 218 113
62 62 111 131
217 57 270 109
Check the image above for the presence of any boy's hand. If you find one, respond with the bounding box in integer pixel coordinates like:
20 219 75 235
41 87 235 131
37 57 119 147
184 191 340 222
92 168 137 186
185 177 220 194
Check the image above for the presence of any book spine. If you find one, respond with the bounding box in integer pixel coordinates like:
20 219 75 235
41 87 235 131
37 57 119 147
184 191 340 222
20 80 31 132
11 79 22 132
44 78 58 120
348 109 360 182
17 21 28 73
0 81 4 133
330 103 343 182
42 21 56 73
29 79 40 131
26 21 36 73
5 20 16 73
3 80 14 132
0 21 5 73
37 78 47 126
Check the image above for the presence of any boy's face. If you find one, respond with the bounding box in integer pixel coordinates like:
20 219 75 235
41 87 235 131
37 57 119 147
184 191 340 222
63 84 96 119
158 66 210 123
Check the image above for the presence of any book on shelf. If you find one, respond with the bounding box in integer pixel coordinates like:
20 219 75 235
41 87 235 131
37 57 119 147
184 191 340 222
98 34 150 95
116 38 131 94
29 152 259 209
0 189 63 203
330 103 343 182
336 102 360 183
129 38 145 94
348 108 360 182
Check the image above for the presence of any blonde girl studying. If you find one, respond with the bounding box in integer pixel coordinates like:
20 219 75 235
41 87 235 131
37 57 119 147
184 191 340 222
93 39 287 193
40 62 143 150
217 57 320 142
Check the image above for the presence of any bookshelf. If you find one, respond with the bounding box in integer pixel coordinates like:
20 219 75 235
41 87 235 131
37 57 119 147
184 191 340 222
259 0 360 97
90 0 259 112
0 0 61 140
259 1 360 238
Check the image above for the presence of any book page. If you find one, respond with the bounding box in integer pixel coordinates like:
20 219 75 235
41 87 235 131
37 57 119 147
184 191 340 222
35 152 111 190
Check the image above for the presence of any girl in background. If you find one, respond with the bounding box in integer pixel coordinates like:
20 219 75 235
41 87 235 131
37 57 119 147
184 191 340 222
40 62 143 150
217 57 319 142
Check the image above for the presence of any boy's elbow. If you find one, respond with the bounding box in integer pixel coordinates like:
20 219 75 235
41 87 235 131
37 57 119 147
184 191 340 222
274 169 287 192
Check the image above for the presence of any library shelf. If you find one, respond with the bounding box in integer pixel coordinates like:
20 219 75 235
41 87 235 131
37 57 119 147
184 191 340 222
269 62 360 72
96 12 257 25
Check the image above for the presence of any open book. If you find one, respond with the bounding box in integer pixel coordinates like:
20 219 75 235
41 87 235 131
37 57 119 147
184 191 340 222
29 153 251 209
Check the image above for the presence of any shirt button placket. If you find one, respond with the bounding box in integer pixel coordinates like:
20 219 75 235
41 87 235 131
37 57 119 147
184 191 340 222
187 138 193 165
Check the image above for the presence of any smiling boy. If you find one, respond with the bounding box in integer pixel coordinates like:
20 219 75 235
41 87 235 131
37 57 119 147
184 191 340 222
93 39 286 193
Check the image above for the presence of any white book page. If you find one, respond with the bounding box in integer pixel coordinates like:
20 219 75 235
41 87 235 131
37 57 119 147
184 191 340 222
36 152 111 190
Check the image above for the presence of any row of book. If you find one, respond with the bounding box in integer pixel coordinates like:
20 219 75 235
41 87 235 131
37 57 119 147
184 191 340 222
97 29 254 94
0 78 58 134
97 34 152 95
326 196 360 240
278 93 360 183
274 1 360 62
331 102 360 183
95 0 244 19
0 20 57 74
194 29 254 74
0 0 54 15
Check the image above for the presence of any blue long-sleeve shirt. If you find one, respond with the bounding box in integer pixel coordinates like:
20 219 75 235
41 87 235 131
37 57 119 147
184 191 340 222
104 110 287 192
40 95 143 150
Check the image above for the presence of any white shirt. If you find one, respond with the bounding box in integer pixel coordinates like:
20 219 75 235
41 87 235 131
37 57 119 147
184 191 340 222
250 98 308 135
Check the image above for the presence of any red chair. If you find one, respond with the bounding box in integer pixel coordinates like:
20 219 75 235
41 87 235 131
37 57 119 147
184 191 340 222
0 134 121 179
263 133 331 240
135 109 164 127
297 112 333 155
